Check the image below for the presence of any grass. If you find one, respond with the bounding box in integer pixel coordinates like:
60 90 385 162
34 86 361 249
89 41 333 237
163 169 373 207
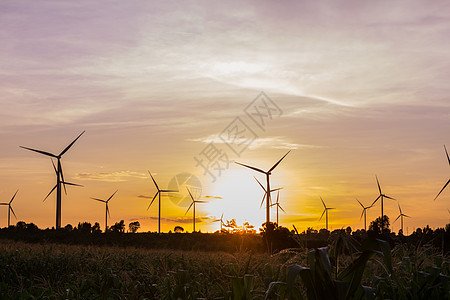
0 237 448 299
0 240 306 299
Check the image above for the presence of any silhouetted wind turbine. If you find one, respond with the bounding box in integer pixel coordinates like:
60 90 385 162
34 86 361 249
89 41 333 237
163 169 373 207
434 145 450 201
185 187 206 232
319 197 334 231
20 131 85 229
91 190 117 232
147 171 178 233
44 159 83 202
371 175 395 231
394 203 410 234
254 176 283 208
235 151 290 224
356 198 372 231
0 190 18 227
213 212 224 231
270 190 286 226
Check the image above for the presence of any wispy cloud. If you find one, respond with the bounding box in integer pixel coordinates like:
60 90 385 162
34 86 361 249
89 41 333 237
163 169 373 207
204 195 223 199
188 135 318 150
74 171 147 182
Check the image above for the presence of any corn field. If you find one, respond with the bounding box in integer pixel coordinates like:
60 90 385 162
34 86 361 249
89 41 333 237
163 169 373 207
0 238 448 299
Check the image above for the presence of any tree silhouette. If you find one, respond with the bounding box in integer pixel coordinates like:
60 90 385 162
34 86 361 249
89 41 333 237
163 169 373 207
369 215 390 234
77 222 92 234
174 225 184 233
92 222 101 233
110 220 125 233
128 221 140 233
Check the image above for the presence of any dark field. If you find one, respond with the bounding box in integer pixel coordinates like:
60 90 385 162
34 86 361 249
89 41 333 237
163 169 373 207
0 232 449 299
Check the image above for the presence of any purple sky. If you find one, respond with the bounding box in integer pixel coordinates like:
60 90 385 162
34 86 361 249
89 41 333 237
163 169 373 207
0 1 449 232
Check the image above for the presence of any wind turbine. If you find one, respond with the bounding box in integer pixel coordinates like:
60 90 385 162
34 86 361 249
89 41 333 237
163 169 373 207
254 176 282 208
235 151 290 224
185 187 206 232
370 175 395 231
20 131 85 229
91 190 117 232
0 190 18 227
319 197 334 231
356 198 372 231
434 145 450 200
270 190 286 226
213 212 224 231
394 203 410 234
147 171 178 233
44 159 83 202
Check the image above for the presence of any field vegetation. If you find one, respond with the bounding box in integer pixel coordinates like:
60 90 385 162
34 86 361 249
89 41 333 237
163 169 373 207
0 218 449 299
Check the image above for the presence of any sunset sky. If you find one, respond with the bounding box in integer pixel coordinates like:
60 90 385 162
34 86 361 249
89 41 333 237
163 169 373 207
1 1 449 233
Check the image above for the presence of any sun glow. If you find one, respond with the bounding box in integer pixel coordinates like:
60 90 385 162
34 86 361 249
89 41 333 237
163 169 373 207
205 169 273 231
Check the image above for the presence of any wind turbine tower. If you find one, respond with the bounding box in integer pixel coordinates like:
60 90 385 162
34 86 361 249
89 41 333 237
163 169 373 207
20 131 85 229
319 197 335 231
185 187 206 232
0 190 18 227
147 171 178 233
91 190 117 232
235 151 290 225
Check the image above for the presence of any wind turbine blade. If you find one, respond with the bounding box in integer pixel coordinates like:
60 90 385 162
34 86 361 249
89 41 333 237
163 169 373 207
91 197 106 203
320 196 326 209
10 206 17 219
185 202 193 215
43 185 57 202
260 193 266 208
434 178 450 200
371 195 381 207
10 190 18 204
276 190 280 204
147 192 158 210
356 198 364 209
394 215 401 223
20 146 57 158
445 145 450 166
319 209 326 221
235 162 266 174
403 214 411 218
186 187 195 200
384 195 395 200
107 190 118 202
254 176 267 192
58 160 67 195
375 175 382 194
269 187 283 192
328 208 336 210
279 204 286 214
0 203 7 205
161 190 178 193
398 203 402 214
148 171 160 191
221 212 223 220
51 159 58 175
268 151 290 173
59 131 85 156
62 182 83 187
195 200 207 203
360 209 365 221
